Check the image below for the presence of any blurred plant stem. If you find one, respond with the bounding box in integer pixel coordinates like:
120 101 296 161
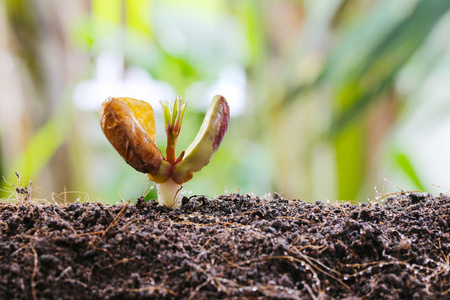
258 0 445 201
1 0 85 198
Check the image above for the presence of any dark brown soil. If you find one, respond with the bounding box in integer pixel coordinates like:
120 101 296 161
0 192 449 299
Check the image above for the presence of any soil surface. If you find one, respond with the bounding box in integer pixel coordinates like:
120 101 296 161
0 192 449 299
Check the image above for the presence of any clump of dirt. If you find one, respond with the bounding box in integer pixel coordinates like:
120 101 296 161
0 192 449 299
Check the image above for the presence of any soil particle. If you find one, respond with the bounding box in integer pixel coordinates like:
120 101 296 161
0 192 449 299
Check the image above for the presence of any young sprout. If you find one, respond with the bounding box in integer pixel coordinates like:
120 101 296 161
99 95 230 209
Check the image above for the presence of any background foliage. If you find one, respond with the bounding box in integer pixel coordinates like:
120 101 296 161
1 0 450 203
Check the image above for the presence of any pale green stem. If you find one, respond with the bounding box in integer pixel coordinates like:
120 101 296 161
155 178 183 209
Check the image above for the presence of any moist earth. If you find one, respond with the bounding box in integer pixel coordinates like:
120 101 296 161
0 192 449 299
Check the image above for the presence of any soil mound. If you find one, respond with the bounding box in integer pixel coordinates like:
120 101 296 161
1 192 449 299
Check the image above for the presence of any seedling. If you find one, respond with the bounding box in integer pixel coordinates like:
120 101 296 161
99 95 230 209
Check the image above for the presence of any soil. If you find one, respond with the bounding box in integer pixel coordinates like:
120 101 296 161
0 192 449 299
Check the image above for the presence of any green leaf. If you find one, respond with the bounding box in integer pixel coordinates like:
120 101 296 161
160 101 172 127
171 96 179 125
330 0 450 136
395 152 426 191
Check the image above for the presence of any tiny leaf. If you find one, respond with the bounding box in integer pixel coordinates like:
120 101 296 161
161 100 172 127
171 96 179 125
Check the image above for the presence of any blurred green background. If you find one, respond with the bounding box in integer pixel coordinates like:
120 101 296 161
1 0 450 204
